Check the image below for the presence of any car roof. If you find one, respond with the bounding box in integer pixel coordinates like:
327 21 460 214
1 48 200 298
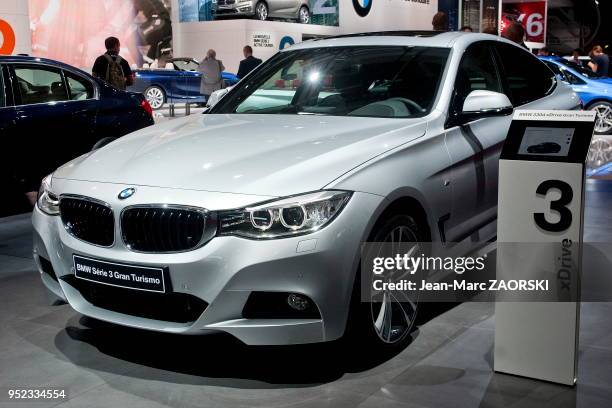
286 31 517 51
0 55 92 76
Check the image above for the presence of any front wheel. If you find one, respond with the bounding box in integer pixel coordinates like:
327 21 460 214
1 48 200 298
298 6 310 24
346 214 422 350
589 101 612 135
144 86 166 110
255 2 268 21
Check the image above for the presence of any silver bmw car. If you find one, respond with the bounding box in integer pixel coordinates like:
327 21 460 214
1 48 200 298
33 32 579 348
215 0 311 24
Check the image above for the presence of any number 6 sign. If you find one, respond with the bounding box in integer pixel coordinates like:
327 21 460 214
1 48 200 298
0 19 16 55
502 1 547 44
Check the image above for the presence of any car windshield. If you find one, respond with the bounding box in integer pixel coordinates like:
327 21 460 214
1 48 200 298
557 59 602 79
211 46 450 118
174 59 199 71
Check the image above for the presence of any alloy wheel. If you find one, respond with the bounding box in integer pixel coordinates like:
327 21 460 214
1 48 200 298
256 3 268 20
299 7 310 24
145 87 165 110
592 103 612 134
370 225 420 344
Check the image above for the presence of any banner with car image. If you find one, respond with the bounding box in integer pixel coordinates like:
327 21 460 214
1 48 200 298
29 0 172 69
179 0 339 26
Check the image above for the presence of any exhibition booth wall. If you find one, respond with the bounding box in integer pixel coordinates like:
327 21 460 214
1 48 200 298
0 0 31 55
172 0 440 74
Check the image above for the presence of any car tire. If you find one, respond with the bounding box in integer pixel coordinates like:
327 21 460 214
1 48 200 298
298 6 310 24
92 137 117 151
344 213 423 352
144 85 166 110
588 101 612 135
255 1 268 21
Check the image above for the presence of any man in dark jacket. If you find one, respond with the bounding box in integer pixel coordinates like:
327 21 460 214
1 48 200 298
92 37 134 89
237 46 262 79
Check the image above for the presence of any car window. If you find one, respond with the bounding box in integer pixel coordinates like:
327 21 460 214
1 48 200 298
173 60 199 71
557 58 602 79
543 61 562 77
213 46 450 118
493 43 555 106
65 71 94 100
452 42 502 113
561 69 586 85
13 66 68 105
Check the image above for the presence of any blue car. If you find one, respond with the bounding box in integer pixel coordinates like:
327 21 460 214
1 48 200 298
540 56 612 134
129 57 239 109
0 55 154 216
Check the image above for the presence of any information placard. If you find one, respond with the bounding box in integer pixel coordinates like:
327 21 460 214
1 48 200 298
494 110 595 385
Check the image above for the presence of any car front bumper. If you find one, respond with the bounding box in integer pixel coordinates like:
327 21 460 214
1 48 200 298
32 179 382 345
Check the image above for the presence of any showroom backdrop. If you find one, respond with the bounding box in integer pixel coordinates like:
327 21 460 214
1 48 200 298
0 0 31 55
4 0 440 74
28 0 172 69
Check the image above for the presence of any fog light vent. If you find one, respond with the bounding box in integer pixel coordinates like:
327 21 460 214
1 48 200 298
242 292 320 319
287 293 309 311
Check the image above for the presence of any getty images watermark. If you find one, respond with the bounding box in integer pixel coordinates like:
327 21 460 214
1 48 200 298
360 241 612 303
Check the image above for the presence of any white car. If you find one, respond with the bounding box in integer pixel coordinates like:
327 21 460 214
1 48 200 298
33 32 579 348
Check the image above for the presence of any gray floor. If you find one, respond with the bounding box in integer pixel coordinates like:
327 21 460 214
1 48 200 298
1 181 611 408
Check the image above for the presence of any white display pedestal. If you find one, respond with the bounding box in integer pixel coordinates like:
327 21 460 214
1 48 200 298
494 110 596 385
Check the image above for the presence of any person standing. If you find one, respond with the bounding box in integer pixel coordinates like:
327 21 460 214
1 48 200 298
571 49 583 66
589 45 610 76
237 46 262 79
198 49 225 100
502 22 527 49
92 37 134 90
432 12 449 31
537 47 550 56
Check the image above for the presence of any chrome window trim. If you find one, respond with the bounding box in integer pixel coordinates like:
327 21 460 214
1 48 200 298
119 204 218 254
58 194 115 248
0 64 6 108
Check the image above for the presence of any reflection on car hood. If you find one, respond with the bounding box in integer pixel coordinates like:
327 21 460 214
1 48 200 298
54 114 427 196
592 77 612 86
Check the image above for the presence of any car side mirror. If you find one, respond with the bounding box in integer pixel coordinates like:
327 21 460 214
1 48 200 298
206 87 231 109
452 90 514 127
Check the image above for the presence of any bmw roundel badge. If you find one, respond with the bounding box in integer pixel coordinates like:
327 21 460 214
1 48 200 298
118 188 136 200
353 0 372 17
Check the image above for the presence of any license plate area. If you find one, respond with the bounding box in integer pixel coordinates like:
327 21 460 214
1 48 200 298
73 255 166 293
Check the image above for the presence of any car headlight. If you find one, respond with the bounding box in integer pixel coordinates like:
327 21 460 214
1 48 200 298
218 190 352 239
37 175 59 216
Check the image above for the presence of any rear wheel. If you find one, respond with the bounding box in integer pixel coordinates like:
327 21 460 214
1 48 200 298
589 101 612 135
255 2 268 21
346 213 423 350
144 86 166 110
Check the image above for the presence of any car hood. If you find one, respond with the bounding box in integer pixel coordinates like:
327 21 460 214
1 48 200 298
592 77 612 86
54 114 427 197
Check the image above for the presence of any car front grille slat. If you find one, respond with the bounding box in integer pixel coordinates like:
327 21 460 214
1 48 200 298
122 206 208 253
59 197 114 247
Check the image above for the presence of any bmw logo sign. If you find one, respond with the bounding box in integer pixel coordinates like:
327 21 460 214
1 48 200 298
118 188 136 200
353 0 372 17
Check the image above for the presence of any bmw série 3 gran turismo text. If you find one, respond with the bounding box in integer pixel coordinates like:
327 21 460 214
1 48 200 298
33 32 579 348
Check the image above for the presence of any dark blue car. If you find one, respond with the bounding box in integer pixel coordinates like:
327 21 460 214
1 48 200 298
540 56 612 134
0 55 154 216
128 57 239 109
